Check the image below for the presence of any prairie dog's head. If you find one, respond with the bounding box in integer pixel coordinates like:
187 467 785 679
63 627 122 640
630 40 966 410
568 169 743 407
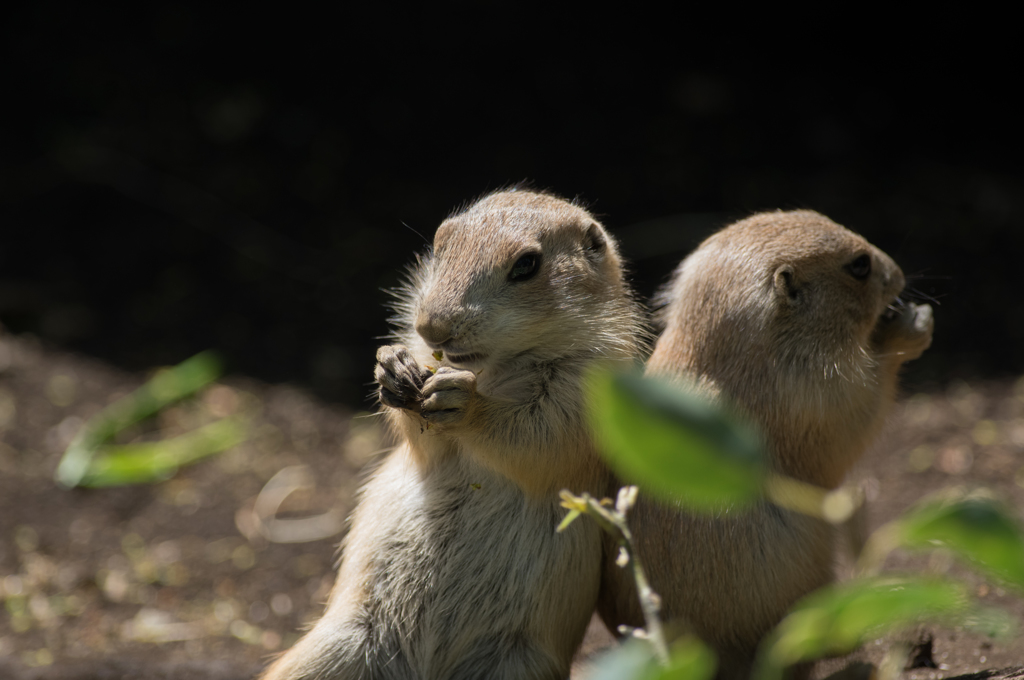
407 190 637 370
652 210 932 390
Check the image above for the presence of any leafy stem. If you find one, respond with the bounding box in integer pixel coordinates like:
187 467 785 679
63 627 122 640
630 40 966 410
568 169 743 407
559 486 670 666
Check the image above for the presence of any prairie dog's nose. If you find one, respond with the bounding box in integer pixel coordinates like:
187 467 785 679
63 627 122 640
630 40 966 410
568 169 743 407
415 311 453 347
890 268 905 295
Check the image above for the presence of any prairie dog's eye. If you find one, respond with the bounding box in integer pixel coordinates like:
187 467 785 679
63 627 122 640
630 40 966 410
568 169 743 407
846 254 871 280
509 252 541 282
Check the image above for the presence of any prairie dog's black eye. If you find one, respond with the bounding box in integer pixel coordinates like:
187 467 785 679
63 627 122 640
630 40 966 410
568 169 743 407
846 254 871 280
509 252 541 282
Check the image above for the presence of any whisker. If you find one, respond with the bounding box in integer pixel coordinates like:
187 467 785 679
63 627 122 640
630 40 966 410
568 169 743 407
399 221 431 246
904 270 952 281
902 286 944 306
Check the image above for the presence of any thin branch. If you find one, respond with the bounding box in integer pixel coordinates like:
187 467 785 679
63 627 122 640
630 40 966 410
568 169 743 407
559 487 670 665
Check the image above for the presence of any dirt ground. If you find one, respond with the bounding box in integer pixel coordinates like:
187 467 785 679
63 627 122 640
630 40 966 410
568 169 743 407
1 328 1023 680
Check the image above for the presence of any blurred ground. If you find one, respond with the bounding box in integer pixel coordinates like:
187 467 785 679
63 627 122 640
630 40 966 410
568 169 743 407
0 329 379 678
1 328 1023 679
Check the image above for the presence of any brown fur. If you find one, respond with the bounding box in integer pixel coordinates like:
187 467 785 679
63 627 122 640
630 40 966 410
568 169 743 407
597 210 934 679
261 190 645 680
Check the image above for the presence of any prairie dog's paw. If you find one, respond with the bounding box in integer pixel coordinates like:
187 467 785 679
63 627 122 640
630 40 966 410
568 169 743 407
421 367 477 427
901 302 934 359
376 345 433 411
878 302 934 362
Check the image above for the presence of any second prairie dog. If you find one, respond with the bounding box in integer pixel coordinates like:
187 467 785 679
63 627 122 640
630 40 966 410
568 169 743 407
597 210 933 678
260 190 645 680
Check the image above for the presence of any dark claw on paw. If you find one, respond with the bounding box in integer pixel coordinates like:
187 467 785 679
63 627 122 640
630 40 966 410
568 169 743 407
379 386 417 411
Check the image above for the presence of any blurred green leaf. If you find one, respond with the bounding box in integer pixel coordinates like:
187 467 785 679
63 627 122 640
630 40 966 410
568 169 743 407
584 637 716 680
583 639 658 680
586 370 764 511
897 496 1024 590
652 637 717 680
78 416 247 487
756 577 997 680
56 351 225 488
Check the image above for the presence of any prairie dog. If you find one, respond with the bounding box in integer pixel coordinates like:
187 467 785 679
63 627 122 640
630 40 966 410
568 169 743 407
261 190 645 680
598 210 933 678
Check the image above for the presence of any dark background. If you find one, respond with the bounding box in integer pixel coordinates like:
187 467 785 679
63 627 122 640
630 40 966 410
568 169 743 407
3 6 1020 407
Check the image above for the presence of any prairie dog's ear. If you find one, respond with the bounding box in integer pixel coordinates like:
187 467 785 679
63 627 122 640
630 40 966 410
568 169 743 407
583 224 607 258
774 264 798 300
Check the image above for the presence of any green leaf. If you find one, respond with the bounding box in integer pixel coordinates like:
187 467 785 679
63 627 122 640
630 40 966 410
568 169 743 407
78 417 247 487
757 577 972 680
583 637 716 680
586 370 764 511
556 509 582 533
582 639 658 680
896 496 1024 590
651 637 717 680
56 351 224 488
